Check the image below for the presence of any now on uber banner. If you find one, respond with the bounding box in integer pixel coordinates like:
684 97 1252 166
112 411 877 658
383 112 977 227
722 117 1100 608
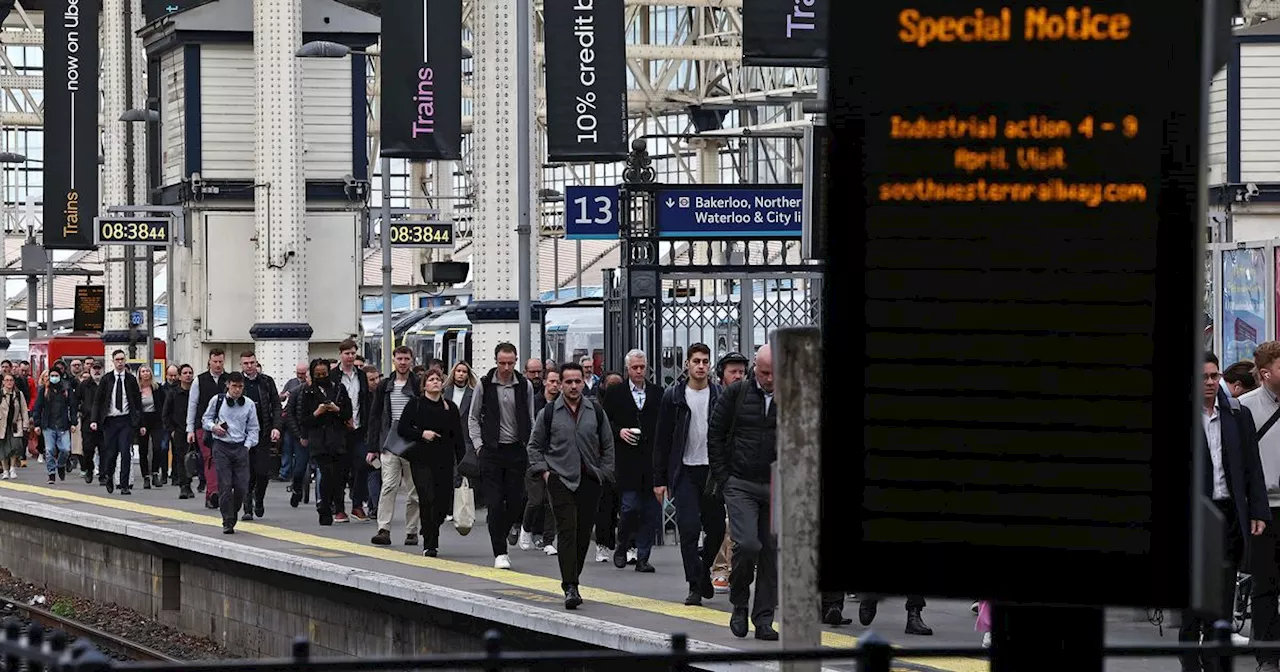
544 0 628 162
743 0 828 67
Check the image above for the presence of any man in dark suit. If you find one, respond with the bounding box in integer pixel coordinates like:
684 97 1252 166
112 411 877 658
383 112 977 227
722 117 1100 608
90 350 142 495
602 349 664 572
1181 352 1271 672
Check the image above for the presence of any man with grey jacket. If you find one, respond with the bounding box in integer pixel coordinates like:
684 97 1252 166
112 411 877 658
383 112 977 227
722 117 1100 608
1241 341 1280 672
527 361 615 610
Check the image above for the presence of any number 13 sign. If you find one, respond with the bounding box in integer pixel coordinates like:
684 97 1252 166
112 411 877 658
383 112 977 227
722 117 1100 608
565 186 621 240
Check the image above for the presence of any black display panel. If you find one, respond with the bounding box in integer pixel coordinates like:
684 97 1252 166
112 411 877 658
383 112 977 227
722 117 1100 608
380 0 462 160
43 0 99 251
544 0 629 162
827 1 1202 607
73 285 104 333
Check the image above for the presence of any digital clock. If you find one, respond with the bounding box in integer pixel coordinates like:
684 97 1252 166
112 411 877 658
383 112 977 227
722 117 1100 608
94 217 171 246
387 220 455 248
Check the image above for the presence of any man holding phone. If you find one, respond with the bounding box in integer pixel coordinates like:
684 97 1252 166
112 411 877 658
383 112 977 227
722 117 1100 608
602 349 664 573
201 372 260 535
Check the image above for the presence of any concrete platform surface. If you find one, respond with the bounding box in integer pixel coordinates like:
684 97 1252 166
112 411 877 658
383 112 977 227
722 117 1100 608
0 466 1176 672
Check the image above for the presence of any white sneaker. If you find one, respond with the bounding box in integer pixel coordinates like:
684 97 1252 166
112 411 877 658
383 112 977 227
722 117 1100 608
544 543 558 556
626 548 638 563
0 470 7 480
971 601 979 613
595 543 610 563
981 633 991 649
518 530 534 551
494 554 511 570
6 467 14 479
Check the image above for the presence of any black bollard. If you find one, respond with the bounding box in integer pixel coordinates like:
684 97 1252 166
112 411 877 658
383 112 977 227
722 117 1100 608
669 633 687 672
26 622 45 672
483 629 502 672
855 631 892 672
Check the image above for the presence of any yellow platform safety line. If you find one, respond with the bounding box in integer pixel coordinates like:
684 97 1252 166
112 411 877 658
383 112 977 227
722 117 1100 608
0 481 986 672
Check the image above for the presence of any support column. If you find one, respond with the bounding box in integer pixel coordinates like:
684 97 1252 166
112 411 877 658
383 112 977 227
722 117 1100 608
465 0 540 366
248 0 310 377
100 0 146 355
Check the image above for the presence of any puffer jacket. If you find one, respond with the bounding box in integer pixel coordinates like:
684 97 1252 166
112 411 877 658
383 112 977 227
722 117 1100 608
294 382 352 457
707 378 775 487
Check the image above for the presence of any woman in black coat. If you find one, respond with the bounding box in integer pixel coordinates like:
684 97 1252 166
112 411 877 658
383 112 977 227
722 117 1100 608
295 358 353 526
397 368 465 557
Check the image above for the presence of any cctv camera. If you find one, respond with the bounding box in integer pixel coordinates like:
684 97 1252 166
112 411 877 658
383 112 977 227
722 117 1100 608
1248 183 1260 197
342 174 356 187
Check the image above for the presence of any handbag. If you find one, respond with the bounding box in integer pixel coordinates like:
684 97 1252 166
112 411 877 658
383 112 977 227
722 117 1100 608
458 444 482 481
453 478 476 535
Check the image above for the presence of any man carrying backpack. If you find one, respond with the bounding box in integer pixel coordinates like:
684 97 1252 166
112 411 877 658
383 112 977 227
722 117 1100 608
201 372 260 535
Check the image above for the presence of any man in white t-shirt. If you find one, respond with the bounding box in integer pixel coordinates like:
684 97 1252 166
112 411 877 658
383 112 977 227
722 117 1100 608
653 343 726 607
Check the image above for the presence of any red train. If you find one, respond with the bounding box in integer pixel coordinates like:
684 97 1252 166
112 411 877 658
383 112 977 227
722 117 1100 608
27 335 168 378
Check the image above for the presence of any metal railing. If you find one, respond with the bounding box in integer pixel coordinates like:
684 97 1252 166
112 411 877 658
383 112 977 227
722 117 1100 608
9 619 1280 672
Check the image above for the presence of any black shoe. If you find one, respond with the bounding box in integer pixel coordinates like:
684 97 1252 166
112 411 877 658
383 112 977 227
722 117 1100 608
47 475 55 484
905 608 933 636
319 512 334 526
564 586 583 610
143 476 151 490
84 470 94 484
255 502 264 518
859 600 878 626
507 525 520 547
371 529 392 546
209 492 220 508
179 486 193 500
684 587 702 606
99 476 107 485
222 524 235 534
423 548 438 558
120 487 132 496
242 512 253 521
404 534 419 546
105 482 115 494
613 547 628 569
57 468 65 481
634 560 655 573
290 490 302 508
730 608 749 638
700 574 715 600
823 607 852 627
754 624 779 641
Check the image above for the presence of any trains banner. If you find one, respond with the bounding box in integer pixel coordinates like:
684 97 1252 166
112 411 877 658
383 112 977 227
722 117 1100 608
380 0 462 160
742 0 828 67
544 0 628 162
44 0 99 250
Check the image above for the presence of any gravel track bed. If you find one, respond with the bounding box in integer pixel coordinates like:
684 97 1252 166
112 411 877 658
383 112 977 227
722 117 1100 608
0 567 237 661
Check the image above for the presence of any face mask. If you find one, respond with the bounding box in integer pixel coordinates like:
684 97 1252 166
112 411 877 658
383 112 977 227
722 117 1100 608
314 373 328 382
49 376 60 384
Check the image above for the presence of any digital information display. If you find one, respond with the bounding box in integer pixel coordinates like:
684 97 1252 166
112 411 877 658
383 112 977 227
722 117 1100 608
94 217 170 246
830 2 1202 607
73 285 104 333
387 220 455 248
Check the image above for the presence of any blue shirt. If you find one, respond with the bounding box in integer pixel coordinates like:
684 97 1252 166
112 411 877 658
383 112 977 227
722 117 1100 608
201 394 260 448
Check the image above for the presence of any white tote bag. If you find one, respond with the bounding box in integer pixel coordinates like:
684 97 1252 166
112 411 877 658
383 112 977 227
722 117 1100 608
453 477 476 535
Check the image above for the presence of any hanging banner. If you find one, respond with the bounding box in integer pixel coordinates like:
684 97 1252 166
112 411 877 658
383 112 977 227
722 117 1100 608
1223 248 1267 366
43 0 99 250
742 0 828 67
544 0 628 162
380 0 462 160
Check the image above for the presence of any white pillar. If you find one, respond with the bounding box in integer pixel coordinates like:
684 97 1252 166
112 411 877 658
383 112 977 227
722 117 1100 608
100 0 148 357
468 0 540 365
250 0 309 377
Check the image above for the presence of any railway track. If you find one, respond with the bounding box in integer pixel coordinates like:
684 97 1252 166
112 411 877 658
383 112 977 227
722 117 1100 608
1 596 180 662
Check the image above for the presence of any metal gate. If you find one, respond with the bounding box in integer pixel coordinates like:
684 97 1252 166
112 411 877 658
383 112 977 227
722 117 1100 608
602 144 824 377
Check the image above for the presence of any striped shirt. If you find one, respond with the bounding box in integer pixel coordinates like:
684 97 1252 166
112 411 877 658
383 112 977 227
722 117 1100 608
389 380 411 427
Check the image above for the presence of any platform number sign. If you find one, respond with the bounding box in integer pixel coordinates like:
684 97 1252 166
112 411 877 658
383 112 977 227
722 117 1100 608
565 186 620 240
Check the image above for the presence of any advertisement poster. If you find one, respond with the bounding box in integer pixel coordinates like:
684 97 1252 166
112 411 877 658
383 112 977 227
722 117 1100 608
379 0 462 160
544 0 628 161
43 0 99 249
1205 250 1214 354
1223 248 1267 365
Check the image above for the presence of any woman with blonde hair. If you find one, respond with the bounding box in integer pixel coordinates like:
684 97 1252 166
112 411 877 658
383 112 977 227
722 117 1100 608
0 374 29 479
136 367 166 489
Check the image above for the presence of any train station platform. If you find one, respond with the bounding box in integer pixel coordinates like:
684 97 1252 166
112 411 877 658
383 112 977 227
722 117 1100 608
0 473 1164 672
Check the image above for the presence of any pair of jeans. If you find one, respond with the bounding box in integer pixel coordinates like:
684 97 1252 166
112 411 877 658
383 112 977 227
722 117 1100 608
102 415 134 488
42 429 70 475
673 465 726 589
480 443 527 557
594 481 620 549
279 432 299 480
522 470 557 543
290 437 312 494
346 428 369 510
169 429 192 486
211 440 250 527
548 473 601 590
724 476 777 628
156 426 170 480
618 490 661 562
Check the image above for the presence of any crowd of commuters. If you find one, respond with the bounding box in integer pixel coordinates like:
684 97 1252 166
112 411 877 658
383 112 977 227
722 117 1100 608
0 338 877 640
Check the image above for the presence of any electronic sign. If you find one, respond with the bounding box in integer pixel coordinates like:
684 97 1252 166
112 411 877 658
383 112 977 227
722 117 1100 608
829 2 1203 607
387 220 455 248
94 217 170 246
